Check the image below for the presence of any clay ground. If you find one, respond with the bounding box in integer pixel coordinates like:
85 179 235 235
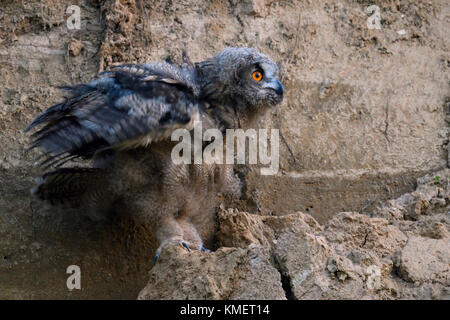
0 0 448 299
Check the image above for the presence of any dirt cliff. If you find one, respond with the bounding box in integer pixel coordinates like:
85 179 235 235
0 0 448 299
139 169 449 299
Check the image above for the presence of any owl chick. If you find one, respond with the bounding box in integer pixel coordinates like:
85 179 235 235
25 47 284 262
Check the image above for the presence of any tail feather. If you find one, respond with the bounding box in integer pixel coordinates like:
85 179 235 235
31 167 108 206
24 101 67 133
24 87 96 133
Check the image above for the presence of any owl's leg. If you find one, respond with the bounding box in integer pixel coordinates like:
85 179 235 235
222 165 242 198
123 193 189 264
153 216 192 264
176 218 211 252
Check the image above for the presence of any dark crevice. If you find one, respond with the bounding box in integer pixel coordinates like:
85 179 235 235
271 254 296 300
383 95 392 144
279 271 295 300
445 96 450 168
360 228 371 248
280 130 299 164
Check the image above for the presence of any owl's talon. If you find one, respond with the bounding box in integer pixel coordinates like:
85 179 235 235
180 241 191 252
153 240 206 265
152 252 160 265
153 240 191 264
200 246 211 253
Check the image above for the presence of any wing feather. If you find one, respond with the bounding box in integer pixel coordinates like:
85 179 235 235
26 61 201 167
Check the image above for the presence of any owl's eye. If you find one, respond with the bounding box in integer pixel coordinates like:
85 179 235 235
252 70 263 82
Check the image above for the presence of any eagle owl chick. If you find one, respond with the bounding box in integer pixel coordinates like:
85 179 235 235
25 47 284 262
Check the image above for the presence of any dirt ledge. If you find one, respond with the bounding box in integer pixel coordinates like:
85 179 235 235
139 169 449 300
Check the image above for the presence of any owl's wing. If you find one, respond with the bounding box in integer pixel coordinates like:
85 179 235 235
25 63 200 168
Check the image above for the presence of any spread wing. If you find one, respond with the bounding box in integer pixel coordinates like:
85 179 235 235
25 62 200 168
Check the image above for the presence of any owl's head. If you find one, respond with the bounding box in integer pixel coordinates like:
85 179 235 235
196 47 284 110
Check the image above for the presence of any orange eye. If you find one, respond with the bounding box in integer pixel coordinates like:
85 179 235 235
252 71 263 81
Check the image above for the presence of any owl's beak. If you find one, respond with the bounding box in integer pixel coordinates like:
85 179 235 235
274 80 284 96
263 79 284 97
